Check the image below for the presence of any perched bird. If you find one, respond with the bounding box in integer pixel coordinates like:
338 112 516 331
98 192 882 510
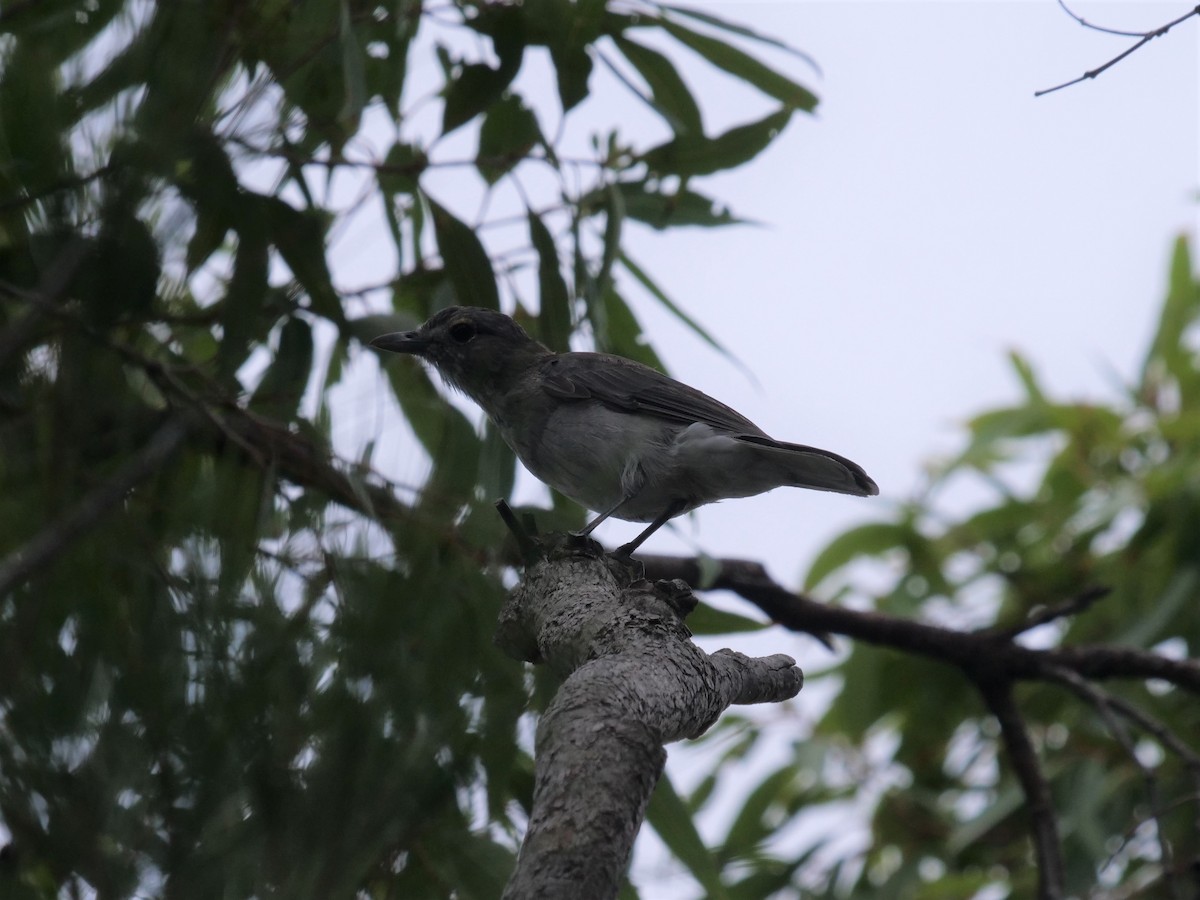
372 307 878 555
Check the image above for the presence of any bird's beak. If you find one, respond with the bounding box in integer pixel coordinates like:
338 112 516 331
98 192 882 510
370 330 428 354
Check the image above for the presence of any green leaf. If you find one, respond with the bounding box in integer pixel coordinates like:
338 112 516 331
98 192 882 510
429 200 500 310
338 0 367 127
641 106 793 177
528 211 573 352
720 764 796 860
379 143 427 197
0 41 68 198
1008 350 1045 404
443 63 510 134
596 180 744 230
659 4 822 72
611 35 703 135
477 94 542 184
1142 235 1200 403
544 0 605 112
619 252 739 363
646 774 730 899
478 421 517 502
660 20 817 111
251 317 314 421
686 603 767 636
805 522 911 590
219 223 271 376
259 195 345 326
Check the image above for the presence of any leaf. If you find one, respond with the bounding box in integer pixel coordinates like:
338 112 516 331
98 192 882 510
659 3 822 73
1008 350 1045 404
259 195 345 326
338 0 367 127
0 41 68 197
805 522 911 590
443 63 510 134
478 421 517 502
250 317 314 421
641 106 793 178
477 94 542 184
686 604 767 636
545 0 605 112
219 223 271 376
528 211 572 352
1142 236 1200 403
720 764 796 860
661 20 817 111
611 35 703 135
619 252 739 363
379 143 427 197
429 200 500 310
596 180 744 230
646 774 730 899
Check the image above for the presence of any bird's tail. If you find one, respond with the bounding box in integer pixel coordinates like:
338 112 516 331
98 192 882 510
736 434 879 497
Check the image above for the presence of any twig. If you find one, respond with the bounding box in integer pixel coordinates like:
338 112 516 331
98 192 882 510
0 415 191 598
979 679 1066 900
984 584 1110 640
1036 4 1200 97
1049 666 1180 899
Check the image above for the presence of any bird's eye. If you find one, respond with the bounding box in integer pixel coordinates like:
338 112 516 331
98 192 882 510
449 321 476 343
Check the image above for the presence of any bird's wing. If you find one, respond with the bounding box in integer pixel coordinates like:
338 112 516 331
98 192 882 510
539 352 769 436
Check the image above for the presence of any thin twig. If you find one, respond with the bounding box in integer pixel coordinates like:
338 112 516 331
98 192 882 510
0 415 192 598
1049 666 1180 899
979 679 1066 900
1056 0 1149 38
1036 4 1200 97
984 584 1110 640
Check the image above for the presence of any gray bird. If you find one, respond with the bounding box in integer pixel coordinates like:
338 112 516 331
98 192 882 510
372 307 878 555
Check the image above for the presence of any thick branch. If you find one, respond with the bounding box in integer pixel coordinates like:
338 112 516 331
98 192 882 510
639 555 1200 693
497 539 801 899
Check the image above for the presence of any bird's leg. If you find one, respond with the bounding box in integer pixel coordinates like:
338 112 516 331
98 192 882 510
615 499 687 557
576 499 624 538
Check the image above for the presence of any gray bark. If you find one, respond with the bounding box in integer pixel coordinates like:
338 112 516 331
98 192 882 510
495 537 803 900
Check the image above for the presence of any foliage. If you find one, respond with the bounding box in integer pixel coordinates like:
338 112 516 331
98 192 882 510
2 1 1196 898
0 0 816 897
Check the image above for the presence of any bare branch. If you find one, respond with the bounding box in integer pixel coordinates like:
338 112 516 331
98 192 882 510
983 584 1110 640
1036 4 1200 97
979 680 1065 900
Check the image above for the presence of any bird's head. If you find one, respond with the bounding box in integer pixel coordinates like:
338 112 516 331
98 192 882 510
370 306 549 401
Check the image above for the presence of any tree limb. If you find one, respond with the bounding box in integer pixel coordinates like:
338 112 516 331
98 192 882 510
496 538 802 899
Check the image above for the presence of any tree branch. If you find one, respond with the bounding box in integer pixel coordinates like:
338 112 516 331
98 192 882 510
496 539 802 899
978 680 1065 900
0 415 191 597
1036 3 1200 97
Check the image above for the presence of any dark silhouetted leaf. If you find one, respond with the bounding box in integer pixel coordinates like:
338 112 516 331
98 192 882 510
641 106 793 177
430 200 499 309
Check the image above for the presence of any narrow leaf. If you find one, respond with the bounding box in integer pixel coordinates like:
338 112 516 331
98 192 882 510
641 106 793 177
646 775 730 899
528 212 572 352
429 200 500 309
662 20 817 111
611 36 703 135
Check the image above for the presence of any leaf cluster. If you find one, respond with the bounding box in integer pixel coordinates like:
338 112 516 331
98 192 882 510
0 0 815 896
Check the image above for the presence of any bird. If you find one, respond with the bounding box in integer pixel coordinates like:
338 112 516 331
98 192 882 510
371 306 878 555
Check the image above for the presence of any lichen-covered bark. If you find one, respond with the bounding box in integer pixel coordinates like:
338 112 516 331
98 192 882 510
496 537 803 899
